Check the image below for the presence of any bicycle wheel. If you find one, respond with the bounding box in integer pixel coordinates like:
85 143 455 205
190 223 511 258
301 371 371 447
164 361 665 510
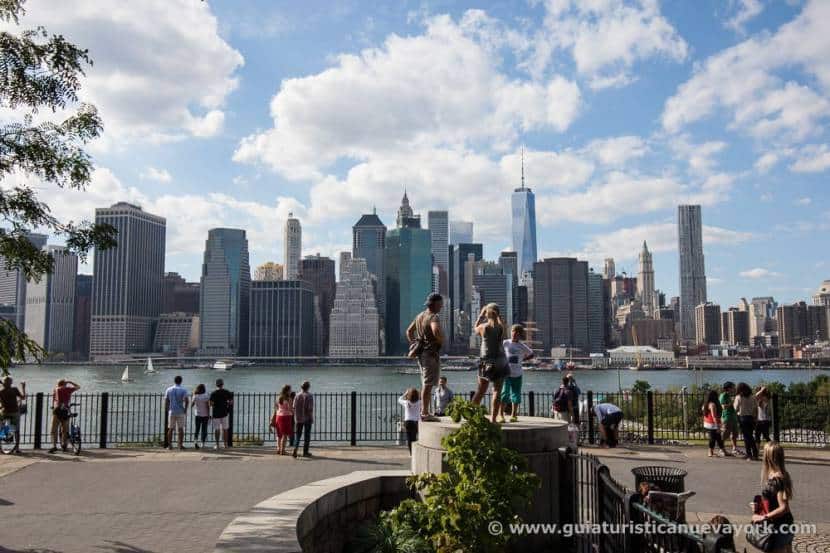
0 423 16 455
72 428 82 455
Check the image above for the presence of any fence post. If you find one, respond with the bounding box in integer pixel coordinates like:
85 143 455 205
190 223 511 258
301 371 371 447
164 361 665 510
528 391 535 417
163 407 169 449
557 448 574 551
468 391 475 401
772 393 780 443
227 392 234 448
99 392 109 449
33 392 43 449
587 391 594 444
647 391 655 445
350 391 357 446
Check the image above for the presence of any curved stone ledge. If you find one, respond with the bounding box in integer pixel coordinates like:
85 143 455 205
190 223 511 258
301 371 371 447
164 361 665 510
213 470 412 553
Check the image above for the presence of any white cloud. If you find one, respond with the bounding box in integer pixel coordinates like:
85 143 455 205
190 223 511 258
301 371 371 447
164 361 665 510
725 0 764 34
794 197 812 206
754 152 780 173
790 144 830 173
2 0 244 145
140 167 172 183
739 267 780 279
234 14 581 181
528 0 688 86
559 221 754 265
662 0 830 144
671 136 728 175
585 136 648 166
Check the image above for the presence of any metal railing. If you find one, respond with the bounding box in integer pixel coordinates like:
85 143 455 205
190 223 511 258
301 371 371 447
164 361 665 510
7 390 829 449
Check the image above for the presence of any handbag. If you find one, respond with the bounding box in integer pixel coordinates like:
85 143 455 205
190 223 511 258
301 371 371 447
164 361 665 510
746 521 775 552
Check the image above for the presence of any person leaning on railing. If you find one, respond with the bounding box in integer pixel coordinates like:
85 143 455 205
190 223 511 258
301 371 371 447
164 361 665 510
0 377 26 454
50 379 80 454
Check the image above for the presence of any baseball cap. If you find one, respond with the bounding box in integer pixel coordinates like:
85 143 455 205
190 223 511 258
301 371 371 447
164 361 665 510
425 293 443 306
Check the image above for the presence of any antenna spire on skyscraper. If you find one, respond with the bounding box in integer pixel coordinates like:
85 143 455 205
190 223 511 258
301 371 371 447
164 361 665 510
521 145 525 190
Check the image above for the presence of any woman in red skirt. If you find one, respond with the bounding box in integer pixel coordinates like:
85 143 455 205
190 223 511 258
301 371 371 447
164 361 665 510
275 385 294 455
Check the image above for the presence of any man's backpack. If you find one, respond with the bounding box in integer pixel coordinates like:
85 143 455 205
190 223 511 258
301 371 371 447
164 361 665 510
553 387 569 412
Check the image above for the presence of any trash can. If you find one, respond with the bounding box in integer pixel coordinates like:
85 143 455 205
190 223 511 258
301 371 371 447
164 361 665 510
631 466 687 493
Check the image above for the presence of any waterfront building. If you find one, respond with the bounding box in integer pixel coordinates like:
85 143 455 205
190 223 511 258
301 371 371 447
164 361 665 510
722 308 750 346
678 205 707 342
284 213 302 280
628 319 675 348
777 302 829 345
695 302 721 346
249 280 315 356
329 258 380 356
352 210 387 317
511 155 538 277
161 272 200 314
750 296 777 338
90 203 165 358
254 262 284 282
449 220 473 245
533 258 589 353
608 345 674 367
587 270 605 353
199 228 250 356
637 241 656 317
385 193 432 355
153 313 199 354
300 254 336 355
603 258 616 280
0 232 47 330
72 274 92 359
24 246 77 355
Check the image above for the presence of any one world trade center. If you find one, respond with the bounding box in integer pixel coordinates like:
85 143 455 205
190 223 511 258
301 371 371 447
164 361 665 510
511 151 538 277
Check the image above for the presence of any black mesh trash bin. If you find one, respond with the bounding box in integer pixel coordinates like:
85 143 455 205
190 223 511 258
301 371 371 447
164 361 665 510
632 466 687 493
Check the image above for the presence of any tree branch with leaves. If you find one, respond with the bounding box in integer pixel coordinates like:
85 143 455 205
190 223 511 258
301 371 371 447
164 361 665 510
0 0 117 375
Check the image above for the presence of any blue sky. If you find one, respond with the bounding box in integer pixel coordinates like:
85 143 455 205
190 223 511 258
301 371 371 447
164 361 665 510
4 0 829 306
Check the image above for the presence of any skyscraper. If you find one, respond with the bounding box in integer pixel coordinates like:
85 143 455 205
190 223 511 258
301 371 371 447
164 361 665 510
695 302 721 346
534 258 590 353
24 246 77 355
603 258 616 280
0 232 48 330
473 263 513 328
587 270 605 353
450 243 483 340
284 213 302 280
161 272 200 314
353 210 387 317
385 193 432 355
90 202 165 358
329 258 380 356
428 210 449 300
72 274 92 360
449 220 473 245
199 228 250 356
722 308 750 346
511 152 538 276
299 254 336 355
337 251 352 281
637 241 656 317
254 262 284 282
248 280 315 356
678 205 707 341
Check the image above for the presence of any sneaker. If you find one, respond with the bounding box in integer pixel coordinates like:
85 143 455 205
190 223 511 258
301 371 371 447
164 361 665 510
178 445 186 450
302 452 313 458
420 414 439 422
194 443 200 450
213 445 219 450
498 416 507 424
510 416 519 423
48 447 58 454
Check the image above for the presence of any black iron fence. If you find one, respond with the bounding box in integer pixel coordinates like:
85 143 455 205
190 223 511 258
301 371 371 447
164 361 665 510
559 450 735 553
6 390 829 449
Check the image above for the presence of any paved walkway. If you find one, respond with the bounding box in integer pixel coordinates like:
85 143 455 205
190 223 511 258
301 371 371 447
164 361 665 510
1 444 828 552
0 446 409 553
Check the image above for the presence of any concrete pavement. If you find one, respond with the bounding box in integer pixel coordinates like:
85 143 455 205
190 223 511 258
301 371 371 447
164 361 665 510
0 446 409 553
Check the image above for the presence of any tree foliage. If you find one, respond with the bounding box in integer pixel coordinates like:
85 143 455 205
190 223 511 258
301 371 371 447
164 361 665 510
0 0 117 374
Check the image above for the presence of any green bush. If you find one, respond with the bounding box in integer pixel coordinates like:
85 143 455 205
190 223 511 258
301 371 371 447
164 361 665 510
350 399 540 553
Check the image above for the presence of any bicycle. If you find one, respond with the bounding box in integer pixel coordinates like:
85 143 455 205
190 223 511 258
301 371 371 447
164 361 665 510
51 402 82 455
0 415 19 455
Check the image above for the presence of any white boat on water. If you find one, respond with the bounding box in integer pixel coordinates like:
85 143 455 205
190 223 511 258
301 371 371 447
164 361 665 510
121 366 131 382
145 357 156 373
213 360 234 371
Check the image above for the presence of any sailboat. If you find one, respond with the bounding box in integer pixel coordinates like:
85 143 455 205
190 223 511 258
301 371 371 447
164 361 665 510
121 366 131 383
145 357 156 373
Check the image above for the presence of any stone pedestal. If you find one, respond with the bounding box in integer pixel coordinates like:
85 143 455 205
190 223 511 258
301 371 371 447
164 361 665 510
411 417 568 550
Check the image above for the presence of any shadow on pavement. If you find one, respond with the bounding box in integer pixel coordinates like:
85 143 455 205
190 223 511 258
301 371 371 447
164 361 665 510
0 547 63 553
97 542 156 553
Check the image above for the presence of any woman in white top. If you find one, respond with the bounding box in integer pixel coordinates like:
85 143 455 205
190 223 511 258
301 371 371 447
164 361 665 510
755 386 772 444
398 388 421 454
734 382 758 460
192 384 211 449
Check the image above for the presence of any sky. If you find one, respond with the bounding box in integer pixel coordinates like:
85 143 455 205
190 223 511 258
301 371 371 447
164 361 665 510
2 0 829 306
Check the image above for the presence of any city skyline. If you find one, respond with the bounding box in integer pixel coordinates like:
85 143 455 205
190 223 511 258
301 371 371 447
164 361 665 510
2 0 828 308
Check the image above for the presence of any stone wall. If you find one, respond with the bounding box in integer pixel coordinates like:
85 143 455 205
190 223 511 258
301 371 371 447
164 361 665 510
213 470 412 553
